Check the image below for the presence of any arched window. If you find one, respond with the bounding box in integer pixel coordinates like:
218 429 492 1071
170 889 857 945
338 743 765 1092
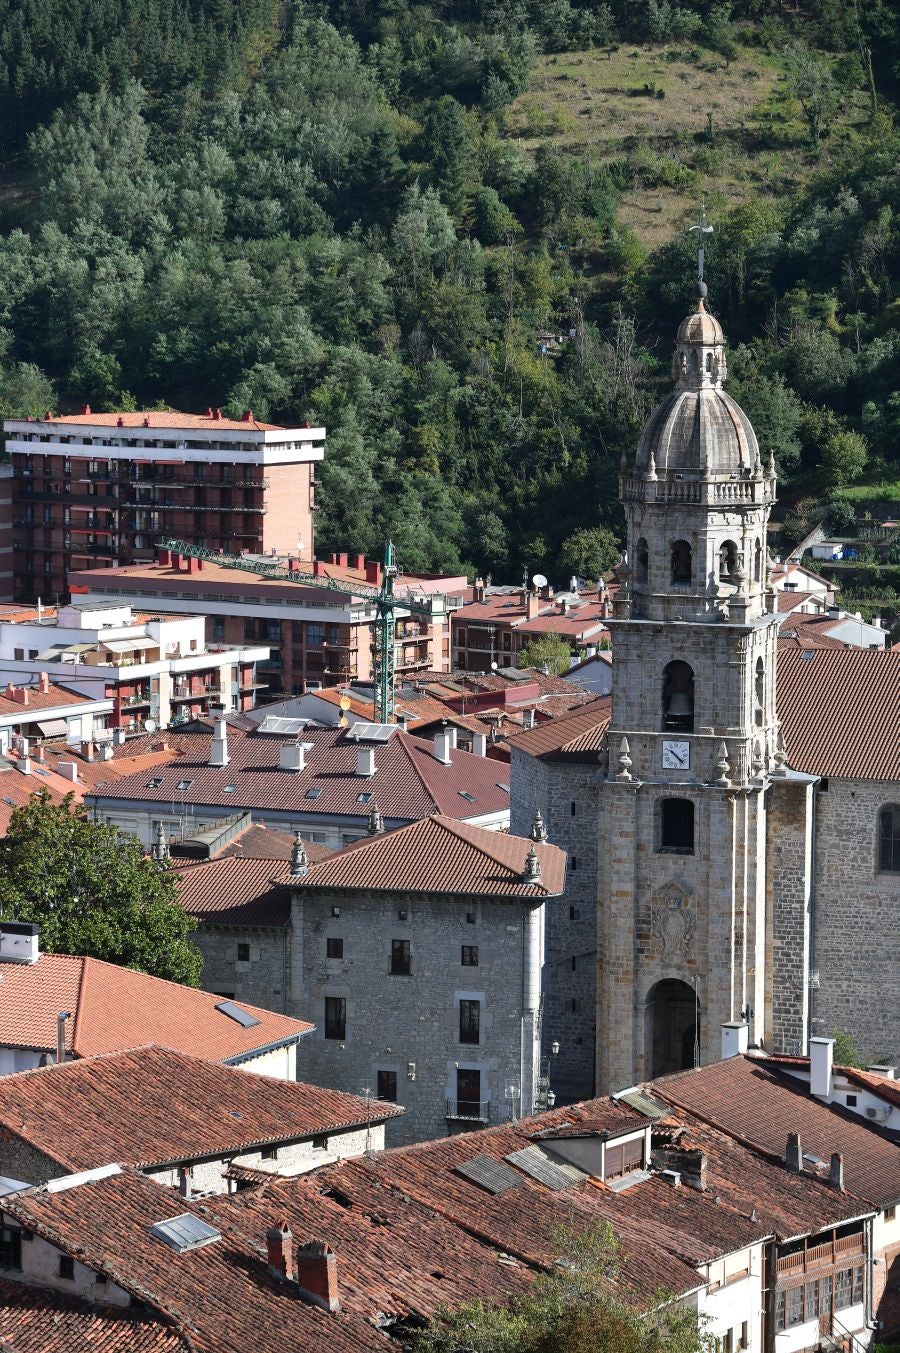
659 799 694 854
690 350 699 377
635 538 649 585
719 540 738 580
671 540 692 585
879 805 900 873
754 538 762 584
662 660 694 732
705 352 712 372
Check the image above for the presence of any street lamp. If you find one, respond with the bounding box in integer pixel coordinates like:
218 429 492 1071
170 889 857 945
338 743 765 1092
536 1039 560 1111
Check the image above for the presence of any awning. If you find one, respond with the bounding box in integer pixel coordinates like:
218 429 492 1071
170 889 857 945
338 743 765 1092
35 719 69 739
101 637 158 654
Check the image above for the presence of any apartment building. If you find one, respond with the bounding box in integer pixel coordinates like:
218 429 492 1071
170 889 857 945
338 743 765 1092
452 581 611 672
69 548 466 697
0 601 267 730
4 408 324 602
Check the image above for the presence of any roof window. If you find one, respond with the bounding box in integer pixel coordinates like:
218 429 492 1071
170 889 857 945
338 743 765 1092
356 792 373 804
146 777 163 789
215 1000 261 1028
305 786 322 800
176 779 194 792
458 791 476 803
150 1214 221 1254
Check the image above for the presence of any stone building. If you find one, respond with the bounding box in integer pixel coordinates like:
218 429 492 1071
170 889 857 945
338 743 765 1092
510 287 899 1100
179 815 566 1144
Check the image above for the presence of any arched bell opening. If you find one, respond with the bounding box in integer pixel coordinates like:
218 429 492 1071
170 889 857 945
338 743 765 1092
662 660 694 732
646 979 700 1078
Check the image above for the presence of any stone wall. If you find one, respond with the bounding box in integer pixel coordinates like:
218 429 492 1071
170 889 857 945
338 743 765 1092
510 747 597 1104
291 885 543 1145
765 778 813 1055
812 778 899 1065
191 924 290 1016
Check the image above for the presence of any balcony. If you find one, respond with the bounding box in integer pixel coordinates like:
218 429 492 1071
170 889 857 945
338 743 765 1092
445 1099 491 1123
776 1233 865 1277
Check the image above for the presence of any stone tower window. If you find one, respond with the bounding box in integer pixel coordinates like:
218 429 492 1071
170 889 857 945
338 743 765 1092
635 538 649 584
719 540 738 580
670 540 692 585
662 660 694 731
754 538 762 583
878 805 900 873
659 799 695 854
705 352 712 372
754 657 765 725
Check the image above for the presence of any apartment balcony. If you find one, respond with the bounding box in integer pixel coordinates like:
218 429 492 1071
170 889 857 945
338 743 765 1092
776 1233 865 1278
121 692 152 707
445 1099 492 1124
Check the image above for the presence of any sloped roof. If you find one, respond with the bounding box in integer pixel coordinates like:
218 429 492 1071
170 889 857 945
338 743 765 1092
26 410 288 432
776 647 900 779
0 1045 402 1173
651 1056 900 1209
0 1279 186 1352
293 814 566 898
175 857 292 927
88 725 511 822
0 952 311 1061
758 1056 900 1111
0 684 92 717
508 697 612 762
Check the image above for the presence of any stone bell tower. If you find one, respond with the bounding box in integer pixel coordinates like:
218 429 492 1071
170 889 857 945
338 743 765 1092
595 282 785 1093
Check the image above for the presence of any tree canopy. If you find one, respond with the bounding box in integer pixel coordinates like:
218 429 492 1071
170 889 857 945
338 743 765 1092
0 793 203 985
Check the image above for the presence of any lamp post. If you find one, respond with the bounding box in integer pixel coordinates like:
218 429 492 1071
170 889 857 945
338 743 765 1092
536 1039 560 1111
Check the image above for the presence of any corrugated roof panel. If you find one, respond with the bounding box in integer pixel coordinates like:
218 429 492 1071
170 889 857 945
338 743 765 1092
454 1155 523 1194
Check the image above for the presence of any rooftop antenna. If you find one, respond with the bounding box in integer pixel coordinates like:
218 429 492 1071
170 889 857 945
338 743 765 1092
687 202 714 287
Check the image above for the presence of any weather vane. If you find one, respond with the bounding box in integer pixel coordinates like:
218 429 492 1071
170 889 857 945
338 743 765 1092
687 202 714 284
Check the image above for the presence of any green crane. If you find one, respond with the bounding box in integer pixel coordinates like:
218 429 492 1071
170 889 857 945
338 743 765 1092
158 538 452 723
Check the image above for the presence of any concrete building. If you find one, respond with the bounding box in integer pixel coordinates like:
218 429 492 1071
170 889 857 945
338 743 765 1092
0 675 113 756
452 581 611 672
4 407 324 602
509 289 900 1102
0 601 267 731
0 1046 402 1194
178 814 566 1145
87 716 511 851
69 548 466 698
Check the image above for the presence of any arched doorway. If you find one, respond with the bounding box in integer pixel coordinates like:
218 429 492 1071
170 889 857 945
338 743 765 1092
646 979 700 1078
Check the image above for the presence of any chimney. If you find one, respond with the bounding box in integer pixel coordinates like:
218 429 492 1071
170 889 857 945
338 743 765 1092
279 741 306 773
786 1132 803 1173
446 726 458 750
354 554 365 571
338 553 348 568
99 743 114 761
365 560 381 585
37 672 50 695
809 1036 834 1099
113 728 127 746
80 403 91 416
56 1011 70 1065
204 407 214 419
356 745 376 777
313 561 326 578
210 718 229 767
10 686 28 705
213 407 223 421
17 737 30 775
867 1064 896 1079
432 730 451 765
266 1222 295 1282
296 1241 340 1313
57 761 79 783
116 415 124 427
241 409 253 423
721 1021 749 1060
474 577 486 603
157 547 172 567
526 591 541 620
829 1153 845 1192
472 732 487 757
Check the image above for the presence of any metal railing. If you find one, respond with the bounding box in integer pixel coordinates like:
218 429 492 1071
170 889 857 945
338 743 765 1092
445 1099 491 1123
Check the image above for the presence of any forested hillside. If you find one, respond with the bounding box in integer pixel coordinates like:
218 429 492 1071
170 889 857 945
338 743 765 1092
0 0 897 589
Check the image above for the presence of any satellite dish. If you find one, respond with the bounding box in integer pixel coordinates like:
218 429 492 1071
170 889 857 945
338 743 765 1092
532 573 548 589
339 695 352 711
144 718 157 733
491 661 498 671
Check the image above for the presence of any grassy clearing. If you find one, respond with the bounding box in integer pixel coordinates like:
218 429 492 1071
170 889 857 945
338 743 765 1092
840 480 900 505
502 42 869 247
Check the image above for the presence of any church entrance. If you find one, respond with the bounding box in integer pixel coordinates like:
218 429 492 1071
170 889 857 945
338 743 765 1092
646 979 700 1078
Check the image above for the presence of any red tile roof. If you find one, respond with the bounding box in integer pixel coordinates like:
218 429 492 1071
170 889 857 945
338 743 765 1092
776 647 900 779
0 1279 186 1352
0 770 88 836
759 1056 900 1110
219 823 327 861
294 814 566 898
776 590 816 613
175 856 292 927
0 952 311 1061
88 725 512 823
0 1045 402 1173
508 697 612 762
29 410 292 432
651 1056 900 1209
0 684 92 716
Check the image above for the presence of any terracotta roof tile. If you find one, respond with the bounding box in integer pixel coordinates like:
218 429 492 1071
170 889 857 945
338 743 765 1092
776 590 816 613
776 647 900 779
0 1279 186 1352
0 952 311 1061
175 857 292 927
30 409 293 432
219 823 329 861
0 685 91 716
508 698 612 762
651 1056 900 1209
0 1045 401 1173
0 770 86 836
759 1056 900 1110
88 725 512 823
295 814 566 898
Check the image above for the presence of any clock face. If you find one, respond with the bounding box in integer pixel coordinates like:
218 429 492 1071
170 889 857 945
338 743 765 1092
662 740 690 770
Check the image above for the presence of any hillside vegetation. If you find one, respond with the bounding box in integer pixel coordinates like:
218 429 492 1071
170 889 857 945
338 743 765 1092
0 0 896 602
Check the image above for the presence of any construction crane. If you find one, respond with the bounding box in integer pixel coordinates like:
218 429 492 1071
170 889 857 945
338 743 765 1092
158 538 452 723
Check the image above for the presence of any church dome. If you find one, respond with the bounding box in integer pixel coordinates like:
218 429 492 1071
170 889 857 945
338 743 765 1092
634 291 758 475
635 387 759 474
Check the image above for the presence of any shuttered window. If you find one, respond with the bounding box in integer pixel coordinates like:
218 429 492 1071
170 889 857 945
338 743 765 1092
604 1135 643 1180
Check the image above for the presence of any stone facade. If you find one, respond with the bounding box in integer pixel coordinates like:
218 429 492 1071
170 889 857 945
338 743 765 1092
510 749 598 1104
812 778 899 1064
290 885 544 1145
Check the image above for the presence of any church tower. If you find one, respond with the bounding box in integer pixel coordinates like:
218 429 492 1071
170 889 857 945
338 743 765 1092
595 282 784 1092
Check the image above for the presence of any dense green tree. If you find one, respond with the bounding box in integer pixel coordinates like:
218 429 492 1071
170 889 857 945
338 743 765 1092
0 793 202 985
518 632 573 675
783 42 839 143
559 526 621 582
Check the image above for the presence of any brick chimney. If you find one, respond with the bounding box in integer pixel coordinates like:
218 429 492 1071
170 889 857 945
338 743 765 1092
525 591 542 620
80 403 91 416
296 1241 340 1312
829 1152 844 1192
37 672 50 695
354 553 365 571
266 1222 295 1282
241 409 253 423
786 1132 803 1173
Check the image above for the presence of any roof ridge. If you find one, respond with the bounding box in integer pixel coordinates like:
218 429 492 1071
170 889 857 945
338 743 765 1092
69 954 90 1058
434 815 532 883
